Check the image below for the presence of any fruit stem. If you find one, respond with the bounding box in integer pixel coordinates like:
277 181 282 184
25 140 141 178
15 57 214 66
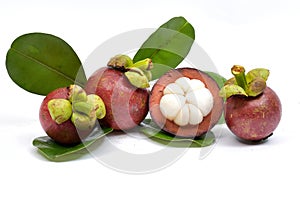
231 65 248 91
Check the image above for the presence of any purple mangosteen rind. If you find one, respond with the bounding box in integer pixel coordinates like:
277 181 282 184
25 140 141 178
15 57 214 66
39 87 86 146
224 87 282 142
83 55 154 131
84 67 149 131
220 65 282 142
39 85 106 146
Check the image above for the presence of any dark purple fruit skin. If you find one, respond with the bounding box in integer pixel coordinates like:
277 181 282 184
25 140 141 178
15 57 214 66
225 87 282 141
85 67 149 130
39 87 90 146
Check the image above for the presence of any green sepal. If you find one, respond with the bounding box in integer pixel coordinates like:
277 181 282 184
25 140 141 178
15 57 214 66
220 66 270 99
124 67 150 88
219 84 248 99
246 68 270 83
246 77 267 97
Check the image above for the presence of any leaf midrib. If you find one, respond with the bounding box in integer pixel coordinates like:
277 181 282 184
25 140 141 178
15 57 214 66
10 47 76 83
148 21 191 59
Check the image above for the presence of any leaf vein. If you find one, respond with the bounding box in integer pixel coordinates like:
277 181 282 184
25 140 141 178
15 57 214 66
10 47 76 83
148 20 192 60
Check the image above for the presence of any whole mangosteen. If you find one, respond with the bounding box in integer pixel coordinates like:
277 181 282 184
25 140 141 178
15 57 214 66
149 67 224 138
220 65 282 142
84 55 151 131
39 85 106 145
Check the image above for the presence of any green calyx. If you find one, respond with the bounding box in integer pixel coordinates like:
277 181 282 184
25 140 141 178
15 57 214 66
131 58 153 71
68 84 87 103
73 102 95 118
125 68 150 88
48 99 72 124
107 54 133 70
71 112 96 131
48 85 106 130
107 54 153 88
219 65 269 99
86 94 106 119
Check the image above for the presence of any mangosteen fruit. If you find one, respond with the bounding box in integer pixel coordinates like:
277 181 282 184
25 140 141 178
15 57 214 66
149 67 224 138
220 65 282 142
39 85 106 145
84 55 152 131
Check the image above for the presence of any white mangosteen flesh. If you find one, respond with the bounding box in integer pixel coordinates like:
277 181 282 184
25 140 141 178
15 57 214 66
159 77 214 126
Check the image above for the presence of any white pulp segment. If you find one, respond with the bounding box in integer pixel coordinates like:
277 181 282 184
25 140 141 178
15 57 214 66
160 77 214 126
188 79 205 92
188 104 203 125
186 88 213 116
174 104 189 126
175 77 191 93
163 83 184 95
159 94 186 120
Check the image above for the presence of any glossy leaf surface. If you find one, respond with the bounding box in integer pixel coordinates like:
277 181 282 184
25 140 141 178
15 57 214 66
133 16 195 80
205 71 227 89
140 119 215 147
33 127 113 161
6 32 86 95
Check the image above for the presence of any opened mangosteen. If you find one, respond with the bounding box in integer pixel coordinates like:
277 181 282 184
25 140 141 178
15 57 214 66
149 67 223 138
39 85 106 145
85 55 152 131
220 65 282 142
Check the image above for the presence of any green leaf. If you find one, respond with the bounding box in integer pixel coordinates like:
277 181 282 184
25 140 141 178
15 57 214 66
6 32 87 95
217 113 225 124
32 127 113 161
205 71 227 89
140 119 215 147
204 71 226 124
133 16 195 80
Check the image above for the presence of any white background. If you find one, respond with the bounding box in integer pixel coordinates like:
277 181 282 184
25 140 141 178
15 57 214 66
1 0 299 199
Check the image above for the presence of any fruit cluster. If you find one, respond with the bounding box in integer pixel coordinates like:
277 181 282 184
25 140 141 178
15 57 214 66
40 55 281 146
